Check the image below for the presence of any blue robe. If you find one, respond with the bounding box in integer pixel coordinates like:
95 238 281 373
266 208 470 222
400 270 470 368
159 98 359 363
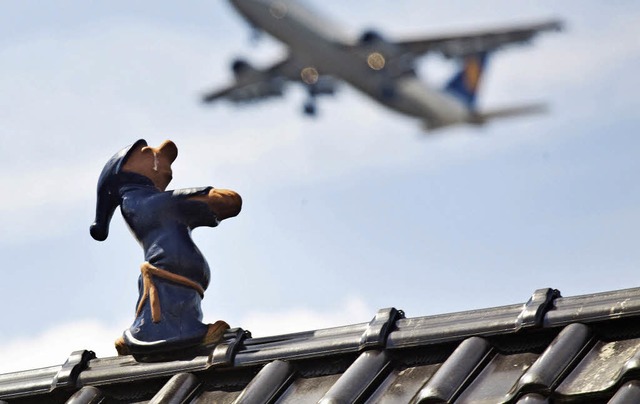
118 178 218 353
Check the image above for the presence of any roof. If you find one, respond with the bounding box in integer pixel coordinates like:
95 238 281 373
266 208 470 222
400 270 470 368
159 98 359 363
2 287 640 403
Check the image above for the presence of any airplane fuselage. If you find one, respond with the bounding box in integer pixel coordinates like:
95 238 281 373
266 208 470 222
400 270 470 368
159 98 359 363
230 0 471 128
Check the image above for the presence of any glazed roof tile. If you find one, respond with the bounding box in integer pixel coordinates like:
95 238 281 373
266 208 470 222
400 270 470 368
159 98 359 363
2 287 640 403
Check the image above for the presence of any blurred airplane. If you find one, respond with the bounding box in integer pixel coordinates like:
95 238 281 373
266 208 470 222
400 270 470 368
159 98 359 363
202 0 562 130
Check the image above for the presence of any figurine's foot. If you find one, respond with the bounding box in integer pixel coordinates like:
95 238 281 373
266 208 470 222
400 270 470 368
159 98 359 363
203 320 230 345
115 336 131 356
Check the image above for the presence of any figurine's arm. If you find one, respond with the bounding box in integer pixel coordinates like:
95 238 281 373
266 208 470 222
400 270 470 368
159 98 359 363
190 188 242 221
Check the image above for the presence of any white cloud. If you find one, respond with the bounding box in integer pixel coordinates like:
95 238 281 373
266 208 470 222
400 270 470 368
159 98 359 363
238 296 373 337
0 162 96 213
0 319 126 374
0 296 372 374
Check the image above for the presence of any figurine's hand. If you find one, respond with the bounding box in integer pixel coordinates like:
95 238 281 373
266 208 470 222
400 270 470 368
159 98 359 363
191 188 242 221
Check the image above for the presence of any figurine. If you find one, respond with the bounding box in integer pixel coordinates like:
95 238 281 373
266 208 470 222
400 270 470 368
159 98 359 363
90 139 242 356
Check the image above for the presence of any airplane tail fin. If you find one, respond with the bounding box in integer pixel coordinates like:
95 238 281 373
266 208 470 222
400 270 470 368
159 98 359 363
444 52 489 109
472 103 548 124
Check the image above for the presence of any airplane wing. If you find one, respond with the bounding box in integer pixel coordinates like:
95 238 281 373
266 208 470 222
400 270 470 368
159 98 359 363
202 56 301 104
397 20 562 58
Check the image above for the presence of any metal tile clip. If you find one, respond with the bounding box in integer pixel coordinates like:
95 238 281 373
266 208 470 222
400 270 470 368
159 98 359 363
516 288 562 331
210 328 251 367
50 350 96 391
359 307 405 351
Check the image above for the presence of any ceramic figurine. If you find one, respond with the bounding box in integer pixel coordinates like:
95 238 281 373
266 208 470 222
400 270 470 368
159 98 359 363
90 139 242 356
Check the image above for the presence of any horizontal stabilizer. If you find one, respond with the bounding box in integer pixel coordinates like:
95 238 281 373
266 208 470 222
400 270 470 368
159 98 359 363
472 103 548 124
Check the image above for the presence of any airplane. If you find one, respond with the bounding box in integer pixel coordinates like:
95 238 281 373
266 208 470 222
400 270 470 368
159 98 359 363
201 0 563 130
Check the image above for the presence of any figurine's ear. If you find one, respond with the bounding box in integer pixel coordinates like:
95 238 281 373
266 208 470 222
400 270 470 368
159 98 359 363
139 146 155 157
159 140 178 163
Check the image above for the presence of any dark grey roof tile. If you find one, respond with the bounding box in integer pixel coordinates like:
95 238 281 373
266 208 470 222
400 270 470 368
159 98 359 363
456 352 539 404
237 331 363 367
148 373 199 404
0 365 61 400
65 386 104 404
515 393 549 403
319 350 391 403
365 363 440 404
608 381 640 404
192 389 242 404
232 360 294 403
276 373 342 404
515 323 593 395
76 355 210 386
555 337 640 399
413 336 492 403
617 339 640 376
245 323 369 347
545 287 640 326
387 305 523 349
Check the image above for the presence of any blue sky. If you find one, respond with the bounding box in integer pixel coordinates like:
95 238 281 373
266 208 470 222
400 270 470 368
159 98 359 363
1 0 639 372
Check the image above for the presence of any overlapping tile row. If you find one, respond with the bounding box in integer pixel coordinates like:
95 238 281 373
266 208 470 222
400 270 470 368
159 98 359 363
545 287 640 327
2 287 640 403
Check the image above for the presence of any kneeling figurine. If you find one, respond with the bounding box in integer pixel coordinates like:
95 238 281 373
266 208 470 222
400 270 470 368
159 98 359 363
90 139 241 356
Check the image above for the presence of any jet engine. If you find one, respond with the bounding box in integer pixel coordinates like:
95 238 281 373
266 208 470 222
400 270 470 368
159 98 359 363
231 58 260 80
359 30 384 45
359 30 400 56
358 29 415 78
